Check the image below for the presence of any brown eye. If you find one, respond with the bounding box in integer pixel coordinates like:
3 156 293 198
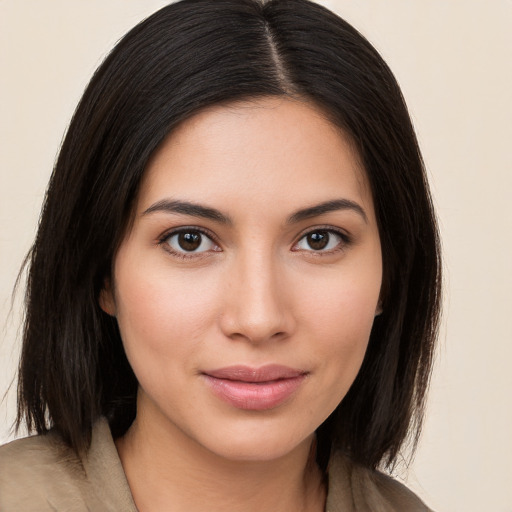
294 229 345 252
306 231 329 250
165 230 217 254
178 232 201 251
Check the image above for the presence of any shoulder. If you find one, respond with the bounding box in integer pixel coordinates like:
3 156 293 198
326 451 433 512
357 467 433 512
0 430 89 511
0 419 136 512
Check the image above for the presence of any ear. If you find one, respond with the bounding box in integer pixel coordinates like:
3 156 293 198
99 279 116 316
375 300 383 317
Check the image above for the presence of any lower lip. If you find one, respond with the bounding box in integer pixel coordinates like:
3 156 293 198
203 375 306 410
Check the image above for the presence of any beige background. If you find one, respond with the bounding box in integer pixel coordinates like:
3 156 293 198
1 1 511 510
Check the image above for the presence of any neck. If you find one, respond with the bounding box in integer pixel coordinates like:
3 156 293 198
115 410 326 512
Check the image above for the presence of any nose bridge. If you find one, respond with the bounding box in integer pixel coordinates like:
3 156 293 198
221 245 292 343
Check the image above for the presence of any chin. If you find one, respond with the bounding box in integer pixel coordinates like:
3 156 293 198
208 440 307 464
192 420 316 464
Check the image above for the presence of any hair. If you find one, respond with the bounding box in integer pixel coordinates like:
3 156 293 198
16 0 441 471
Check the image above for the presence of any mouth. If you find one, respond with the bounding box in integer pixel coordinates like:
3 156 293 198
201 365 308 411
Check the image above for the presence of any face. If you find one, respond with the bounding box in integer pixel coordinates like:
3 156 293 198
102 97 382 462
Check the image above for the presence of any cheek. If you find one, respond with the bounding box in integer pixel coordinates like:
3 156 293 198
301 269 380 344
113 264 221 372
298 267 380 402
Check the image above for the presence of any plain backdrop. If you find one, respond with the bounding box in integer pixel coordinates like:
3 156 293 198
1 1 511 511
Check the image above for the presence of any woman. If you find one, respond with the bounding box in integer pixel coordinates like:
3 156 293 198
0 0 441 510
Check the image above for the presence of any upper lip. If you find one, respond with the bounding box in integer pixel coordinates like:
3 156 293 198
203 365 307 383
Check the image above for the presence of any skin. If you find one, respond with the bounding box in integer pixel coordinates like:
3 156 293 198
101 97 382 512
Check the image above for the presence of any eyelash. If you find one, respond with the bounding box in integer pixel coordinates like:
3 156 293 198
292 226 352 256
158 226 220 260
157 225 352 260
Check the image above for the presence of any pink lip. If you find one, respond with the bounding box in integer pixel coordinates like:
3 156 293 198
202 365 307 411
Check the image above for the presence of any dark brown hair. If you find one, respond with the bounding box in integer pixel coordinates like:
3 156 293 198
16 0 441 471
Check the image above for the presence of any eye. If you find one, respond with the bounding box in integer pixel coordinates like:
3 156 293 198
163 229 219 255
294 229 346 252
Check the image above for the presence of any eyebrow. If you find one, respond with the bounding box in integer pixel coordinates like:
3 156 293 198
142 199 232 224
287 199 368 224
142 197 367 225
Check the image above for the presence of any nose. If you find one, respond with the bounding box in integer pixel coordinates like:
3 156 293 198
219 250 295 344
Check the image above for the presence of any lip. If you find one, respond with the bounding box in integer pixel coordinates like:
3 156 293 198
202 365 308 411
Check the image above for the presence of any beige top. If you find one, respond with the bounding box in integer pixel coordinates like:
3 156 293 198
0 418 432 511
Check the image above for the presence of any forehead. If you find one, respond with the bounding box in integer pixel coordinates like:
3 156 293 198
137 97 374 220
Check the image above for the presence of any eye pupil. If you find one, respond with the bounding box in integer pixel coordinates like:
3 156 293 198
178 232 201 251
307 231 329 250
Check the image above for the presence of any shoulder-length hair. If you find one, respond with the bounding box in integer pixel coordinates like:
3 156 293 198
17 0 441 471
